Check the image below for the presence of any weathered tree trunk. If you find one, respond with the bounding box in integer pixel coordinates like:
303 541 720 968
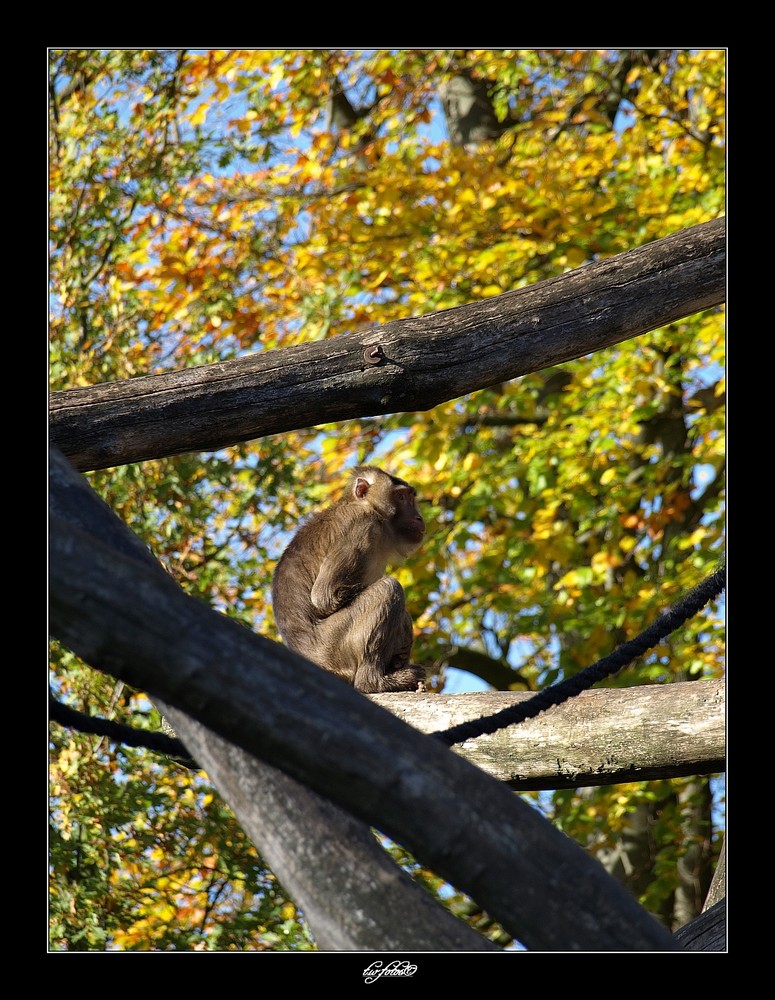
673 899 726 952
704 834 726 910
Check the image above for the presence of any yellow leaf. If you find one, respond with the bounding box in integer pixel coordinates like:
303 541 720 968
678 527 708 549
555 569 580 588
189 103 209 127
592 550 621 570
600 468 616 486
565 246 587 267
366 269 390 289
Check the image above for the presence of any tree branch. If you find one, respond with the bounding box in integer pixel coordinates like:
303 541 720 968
50 218 725 472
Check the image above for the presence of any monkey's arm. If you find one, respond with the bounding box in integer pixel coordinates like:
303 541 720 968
310 542 374 618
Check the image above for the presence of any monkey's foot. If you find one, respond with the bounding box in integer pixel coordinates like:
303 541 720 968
378 660 425 693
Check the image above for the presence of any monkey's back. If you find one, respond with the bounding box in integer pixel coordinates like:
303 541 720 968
271 502 365 642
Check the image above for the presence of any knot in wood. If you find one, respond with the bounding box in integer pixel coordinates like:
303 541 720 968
363 344 385 366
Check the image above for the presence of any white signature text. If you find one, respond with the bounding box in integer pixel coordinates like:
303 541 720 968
363 960 418 984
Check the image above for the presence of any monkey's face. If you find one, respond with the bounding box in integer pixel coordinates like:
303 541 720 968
392 486 425 550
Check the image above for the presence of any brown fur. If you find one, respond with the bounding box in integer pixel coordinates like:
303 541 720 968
272 466 426 692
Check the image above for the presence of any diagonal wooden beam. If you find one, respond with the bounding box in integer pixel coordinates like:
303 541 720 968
49 445 679 951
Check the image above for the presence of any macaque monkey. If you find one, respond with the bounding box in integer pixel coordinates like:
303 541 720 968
272 466 427 693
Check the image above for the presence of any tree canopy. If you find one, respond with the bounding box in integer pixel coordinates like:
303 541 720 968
49 48 725 951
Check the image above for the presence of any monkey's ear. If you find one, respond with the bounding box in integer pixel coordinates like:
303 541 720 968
354 477 370 500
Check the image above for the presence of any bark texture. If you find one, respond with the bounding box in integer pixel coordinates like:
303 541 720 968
50 219 725 471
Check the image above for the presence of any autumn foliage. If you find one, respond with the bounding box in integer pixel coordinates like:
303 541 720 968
49 49 725 950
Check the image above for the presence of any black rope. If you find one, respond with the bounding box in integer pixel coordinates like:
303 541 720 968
49 691 199 769
434 564 725 747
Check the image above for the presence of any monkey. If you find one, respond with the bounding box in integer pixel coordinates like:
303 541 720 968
272 466 427 693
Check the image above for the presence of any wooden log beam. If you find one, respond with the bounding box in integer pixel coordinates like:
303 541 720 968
673 899 726 952
158 702 500 951
49 446 497 952
372 679 725 790
50 218 725 472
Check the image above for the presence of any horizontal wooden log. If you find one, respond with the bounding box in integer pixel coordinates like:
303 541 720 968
372 680 725 790
50 218 725 471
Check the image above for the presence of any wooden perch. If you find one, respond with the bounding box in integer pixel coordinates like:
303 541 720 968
49 445 678 951
49 218 725 471
674 900 726 952
48 216 726 950
372 680 725 790
49 447 494 951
